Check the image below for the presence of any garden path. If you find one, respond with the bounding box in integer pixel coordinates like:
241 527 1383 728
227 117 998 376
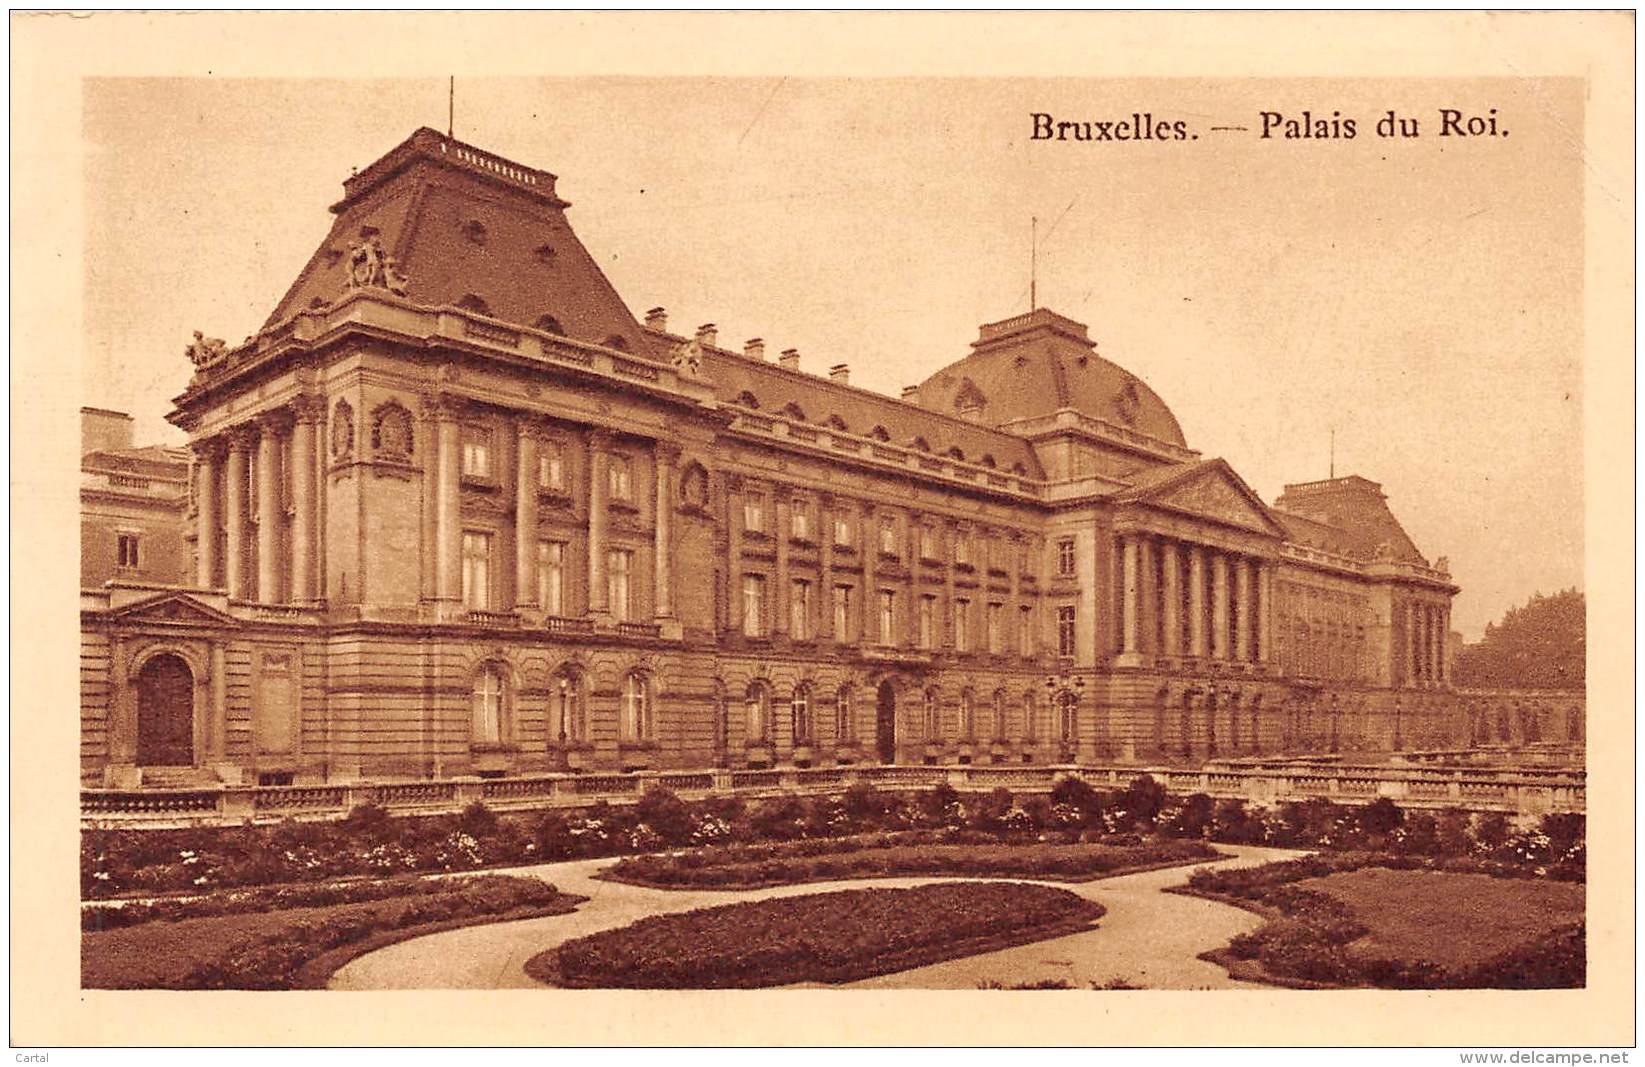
327 844 1305 991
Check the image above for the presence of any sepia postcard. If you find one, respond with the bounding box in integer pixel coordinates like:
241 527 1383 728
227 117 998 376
10 9 1634 1050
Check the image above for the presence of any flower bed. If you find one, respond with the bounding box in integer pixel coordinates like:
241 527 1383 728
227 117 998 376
601 832 1219 889
82 874 582 989
529 882 1105 988
1180 852 1585 989
82 873 492 932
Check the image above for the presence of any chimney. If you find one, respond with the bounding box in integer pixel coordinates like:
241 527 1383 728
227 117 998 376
695 323 718 349
81 407 134 455
743 337 767 361
778 348 801 370
900 385 920 401
644 307 668 332
829 364 850 385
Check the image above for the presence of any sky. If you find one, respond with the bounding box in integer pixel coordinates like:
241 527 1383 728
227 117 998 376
81 76 1584 640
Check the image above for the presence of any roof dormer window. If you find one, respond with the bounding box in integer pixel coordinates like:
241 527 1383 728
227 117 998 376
603 334 631 352
535 314 566 336
462 219 488 246
457 293 491 316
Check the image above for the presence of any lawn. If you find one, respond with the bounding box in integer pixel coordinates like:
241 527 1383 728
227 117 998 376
1301 867 1585 970
602 836 1219 889
83 874 582 989
530 881 1105 988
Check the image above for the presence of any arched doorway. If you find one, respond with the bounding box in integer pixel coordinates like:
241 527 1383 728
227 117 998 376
875 681 896 763
136 653 194 767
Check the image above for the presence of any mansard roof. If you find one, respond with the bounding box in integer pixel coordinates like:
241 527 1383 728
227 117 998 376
1271 475 1429 564
261 128 653 358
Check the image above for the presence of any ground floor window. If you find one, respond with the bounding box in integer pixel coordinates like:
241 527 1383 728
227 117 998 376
472 663 506 745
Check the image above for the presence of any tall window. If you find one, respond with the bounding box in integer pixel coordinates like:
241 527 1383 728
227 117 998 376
553 669 584 742
1020 605 1035 655
608 455 632 502
539 445 565 491
992 690 1008 740
835 687 853 741
960 690 975 740
742 575 767 637
745 682 770 742
833 514 853 547
919 526 937 560
537 540 565 615
1057 537 1076 577
462 531 493 610
878 589 896 645
744 495 765 533
918 595 936 649
879 520 897 556
117 533 141 569
1057 605 1077 657
461 428 492 478
471 664 505 746
954 599 971 652
923 689 940 740
1058 690 1079 743
622 672 652 741
987 602 1003 653
791 505 810 541
790 579 812 640
608 549 633 622
987 537 1003 573
954 533 971 566
833 584 853 641
791 685 812 743
1023 691 1039 742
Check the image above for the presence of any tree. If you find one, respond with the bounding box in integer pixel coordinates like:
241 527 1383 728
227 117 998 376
1453 588 1585 690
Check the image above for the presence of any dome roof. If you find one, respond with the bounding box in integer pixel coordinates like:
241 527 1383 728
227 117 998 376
915 308 1186 448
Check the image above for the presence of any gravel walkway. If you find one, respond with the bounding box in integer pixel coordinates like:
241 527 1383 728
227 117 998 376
327 844 1304 990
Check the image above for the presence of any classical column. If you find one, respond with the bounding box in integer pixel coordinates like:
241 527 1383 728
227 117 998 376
1439 607 1450 684
419 399 439 602
254 412 285 603
1160 541 1181 655
726 477 744 635
1138 536 1157 654
904 511 920 649
514 422 539 608
860 504 877 643
434 400 463 602
1235 557 1254 662
654 441 677 620
1119 535 1140 656
1188 545 1208 657
289 399 319 603
773 489 791 635
587 430 613 617
1211 552 1230 660
192 440 221 589
1256 562 1274 663
224 427 253 600
943 520 959 648
818 494 835 640
1007 532 1022 656
1428 605 1440 687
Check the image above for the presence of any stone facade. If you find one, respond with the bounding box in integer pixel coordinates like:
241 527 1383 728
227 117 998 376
79 128 1466 788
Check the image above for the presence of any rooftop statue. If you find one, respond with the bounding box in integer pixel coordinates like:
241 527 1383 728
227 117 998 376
184 330 228 368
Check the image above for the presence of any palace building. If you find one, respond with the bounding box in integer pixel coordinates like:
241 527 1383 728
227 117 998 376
80 128 1462 788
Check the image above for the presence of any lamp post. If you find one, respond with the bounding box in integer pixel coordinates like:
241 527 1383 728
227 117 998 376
1044 669 1086 761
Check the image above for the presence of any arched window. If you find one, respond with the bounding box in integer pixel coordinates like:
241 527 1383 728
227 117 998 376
992 690 1008 741
1057 690 1079 743
622 672 653 742
1011 462 1028 475
959 690 975 741
535 314 566 336
745 682 770 743
781 401 807 421
835 686 853 742
923 688 940 740
603 334 632 352
946 447 966 461
471 663 507 746
980 453 998 469
791 685 813 744
910 436 931 452
551 667 585 744
736 390 761 410
457 293 492 316
1022 691 1039 742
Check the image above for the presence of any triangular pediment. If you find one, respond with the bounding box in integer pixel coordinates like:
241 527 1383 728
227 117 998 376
1122 460 1287 538
105 592 240 628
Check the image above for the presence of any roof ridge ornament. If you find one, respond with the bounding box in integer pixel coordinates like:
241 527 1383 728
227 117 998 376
343 234 409 297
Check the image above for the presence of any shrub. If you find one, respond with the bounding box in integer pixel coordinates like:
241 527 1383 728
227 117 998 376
1472 812 1512 853
748 796 807 841
1164 793 1215 838
457 801 499 839
1122 774 1166 824
1357 797 1404 839
840 781 885 826
1435 808 1473 857
341 802 395 841
635 786 694 846
1050 775 1097 811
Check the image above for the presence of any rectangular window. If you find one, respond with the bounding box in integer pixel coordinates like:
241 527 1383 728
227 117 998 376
833 584 853 640
790 579 812 640
537 540 565 615
608 549 633 622
117 533 141 569
987 538 1002 572
462 531 492 610
954 534 971 566
833 515 853 547
987 602 1003 653
1057 538 1077 577
539 447 565 491
744 495 765 534
878 589 896 645
461 429 492 478
1057 605 1077 657
1020 605 1035 655
791 506 809 541
608 457 632 502
954 599 971 652
879 521 897 556
742 575 767 637
918 595 936 649
919 526 936 560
